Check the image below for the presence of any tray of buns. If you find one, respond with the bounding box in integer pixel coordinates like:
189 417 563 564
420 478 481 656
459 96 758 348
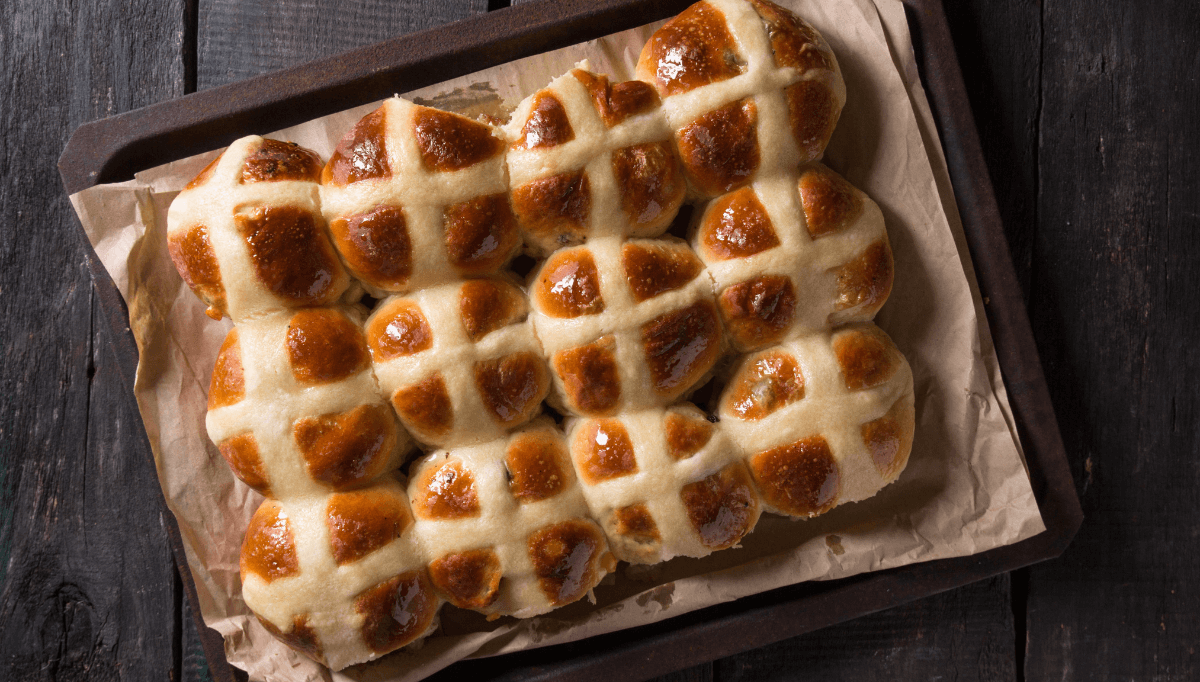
59 0 1081 680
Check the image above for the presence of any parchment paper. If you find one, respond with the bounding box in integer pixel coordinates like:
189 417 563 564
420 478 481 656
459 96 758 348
67 1 1045 680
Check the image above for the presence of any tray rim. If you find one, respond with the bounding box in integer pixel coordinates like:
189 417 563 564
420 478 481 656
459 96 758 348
57 0 1083 679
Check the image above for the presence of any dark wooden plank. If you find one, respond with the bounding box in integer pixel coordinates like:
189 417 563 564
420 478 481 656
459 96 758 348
0 0 187 679
197 0 490 90
1022 0 1200 679
181 579 216 682
0 301 182 681
653 663 713 682
703 576 1016 682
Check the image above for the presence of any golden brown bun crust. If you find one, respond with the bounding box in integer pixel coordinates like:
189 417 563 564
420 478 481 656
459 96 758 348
474 352 550 427
637 1 745 97
366 299 433 361
355 572 440 654
443 193 520 275
680 462 759 549
641 300 722 396
506 429 572 503
675 98 760 196
241 500 300 582
699 187 780 260
621 241 704 302
323 107 390 186
329 206 413 290
723 350 806 420
528 519 609 607
512 170 592 249
576 419 639 485
834 240 894 318
218 433 270 495
168 224 225 320
514 92 576 149
832 323 903 391
293 404 398 489
412 460 481 520
612 142 687 233
285 308 370 385
235 205 344 306
749 435 840 517
208 329 244 409
428 549 502 609
459 279 527 342
717 275 798 350
241 139 323 184
799 163 864 238
571 69 661 127
534 249 605 318
552 338 622 416
664 411 714 460
413 106 504 172
326 487 412 565
862 395 915 479
391 374 454 438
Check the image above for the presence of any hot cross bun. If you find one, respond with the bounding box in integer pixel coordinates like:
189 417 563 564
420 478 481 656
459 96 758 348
407 420 615 617
694 162 893 350
636 0 845 197
240 476 439 670
717 323 914 515
529 236 723 416
364 277 550 448
205 306 410 497
167 136 350 321
320 99 520 294
505 67 686 253
566 403 761 563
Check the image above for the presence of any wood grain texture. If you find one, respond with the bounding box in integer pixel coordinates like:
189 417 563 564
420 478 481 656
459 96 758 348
0 0 187 679
1021 0 1200 679
181 584 216 682
654 664 714 682
712 576 1016 682
197 0 489 89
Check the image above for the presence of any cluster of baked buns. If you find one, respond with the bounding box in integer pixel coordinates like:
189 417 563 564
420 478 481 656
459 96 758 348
166 0 914 670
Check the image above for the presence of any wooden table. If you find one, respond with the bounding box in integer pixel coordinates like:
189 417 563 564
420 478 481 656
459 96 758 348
2 0 1196 679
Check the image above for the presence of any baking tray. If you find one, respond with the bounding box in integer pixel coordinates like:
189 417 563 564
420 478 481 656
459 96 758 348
58 0 1083 679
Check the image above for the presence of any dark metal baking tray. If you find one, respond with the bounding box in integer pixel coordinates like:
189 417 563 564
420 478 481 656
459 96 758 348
58 0 1083 679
